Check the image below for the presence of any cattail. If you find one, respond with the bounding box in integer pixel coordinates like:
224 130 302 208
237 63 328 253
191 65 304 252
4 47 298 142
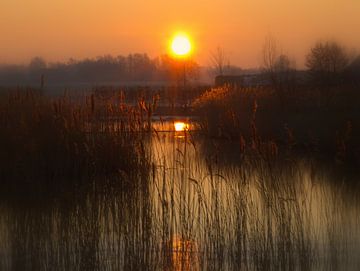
53 102 58 114
285 125 295 147
91 94 95 114
252 98 258 120
40 74 45 89
240 135 246 153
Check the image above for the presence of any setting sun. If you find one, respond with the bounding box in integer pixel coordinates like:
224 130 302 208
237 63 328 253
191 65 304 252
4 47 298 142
170 33 192 57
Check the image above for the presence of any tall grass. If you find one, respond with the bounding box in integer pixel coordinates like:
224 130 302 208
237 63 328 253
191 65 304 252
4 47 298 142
192 84 360 165
0 89 150 203
150 132 360 270
0 87 359 270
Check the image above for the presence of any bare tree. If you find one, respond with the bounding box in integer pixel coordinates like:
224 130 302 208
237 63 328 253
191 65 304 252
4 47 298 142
306 41 349 84
262 35 278 76
274 54 297 91
210 46 229 76
274 54 291 72
29 57 47 87
29 57 47 70
262 35 296 80
262 35 296 103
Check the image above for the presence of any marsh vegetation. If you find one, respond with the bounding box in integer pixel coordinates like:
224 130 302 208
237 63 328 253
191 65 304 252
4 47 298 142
0 87 359 270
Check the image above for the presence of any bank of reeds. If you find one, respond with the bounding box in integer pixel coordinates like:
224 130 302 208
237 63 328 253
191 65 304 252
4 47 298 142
0 89 150 203
192 84 360 165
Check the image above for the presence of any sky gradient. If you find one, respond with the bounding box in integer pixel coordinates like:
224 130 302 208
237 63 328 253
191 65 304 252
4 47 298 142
1 0 360 68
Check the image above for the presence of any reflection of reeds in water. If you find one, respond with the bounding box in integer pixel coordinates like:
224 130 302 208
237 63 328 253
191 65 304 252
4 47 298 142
161 235 199 271
0 89 359 270
150 131 360 270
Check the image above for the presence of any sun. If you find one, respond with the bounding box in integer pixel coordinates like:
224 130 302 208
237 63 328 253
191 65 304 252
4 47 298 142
170 33 192 57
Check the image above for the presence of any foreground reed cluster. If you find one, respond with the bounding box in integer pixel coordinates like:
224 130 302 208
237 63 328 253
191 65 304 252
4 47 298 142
0 89 150 202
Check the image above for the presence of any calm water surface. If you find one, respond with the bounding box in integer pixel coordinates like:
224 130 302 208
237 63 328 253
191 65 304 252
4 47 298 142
1 121 359 270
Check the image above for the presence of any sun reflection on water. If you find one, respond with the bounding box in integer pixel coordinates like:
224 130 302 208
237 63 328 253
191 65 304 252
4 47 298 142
174 122 189 132
164 235 199 271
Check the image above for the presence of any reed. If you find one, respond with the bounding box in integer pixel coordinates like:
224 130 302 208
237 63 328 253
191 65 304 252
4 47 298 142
0 88 150 203
0 86 359 270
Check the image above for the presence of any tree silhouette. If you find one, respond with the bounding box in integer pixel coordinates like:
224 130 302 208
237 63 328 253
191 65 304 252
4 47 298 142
209 46 229 76
306 41 349 85
262 35 278 76
262 35 296 103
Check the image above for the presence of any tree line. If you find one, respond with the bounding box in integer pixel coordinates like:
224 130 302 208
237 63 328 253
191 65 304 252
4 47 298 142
1 40 359 87
210 38 359 86
0 54 200 85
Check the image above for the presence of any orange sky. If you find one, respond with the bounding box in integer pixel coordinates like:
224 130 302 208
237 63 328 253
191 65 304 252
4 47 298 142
1 0 359 68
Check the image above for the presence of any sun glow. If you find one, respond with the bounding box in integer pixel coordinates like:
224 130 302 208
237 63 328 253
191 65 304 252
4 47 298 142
170 33 192 57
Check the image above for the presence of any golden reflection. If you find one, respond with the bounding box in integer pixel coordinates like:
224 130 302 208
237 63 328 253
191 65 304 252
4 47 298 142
174 122 189 132
165 235 199 271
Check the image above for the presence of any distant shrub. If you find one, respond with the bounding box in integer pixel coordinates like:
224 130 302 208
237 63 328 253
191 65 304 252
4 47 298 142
192 85 268 139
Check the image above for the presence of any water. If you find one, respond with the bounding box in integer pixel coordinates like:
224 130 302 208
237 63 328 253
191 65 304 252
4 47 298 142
1 123 360 270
